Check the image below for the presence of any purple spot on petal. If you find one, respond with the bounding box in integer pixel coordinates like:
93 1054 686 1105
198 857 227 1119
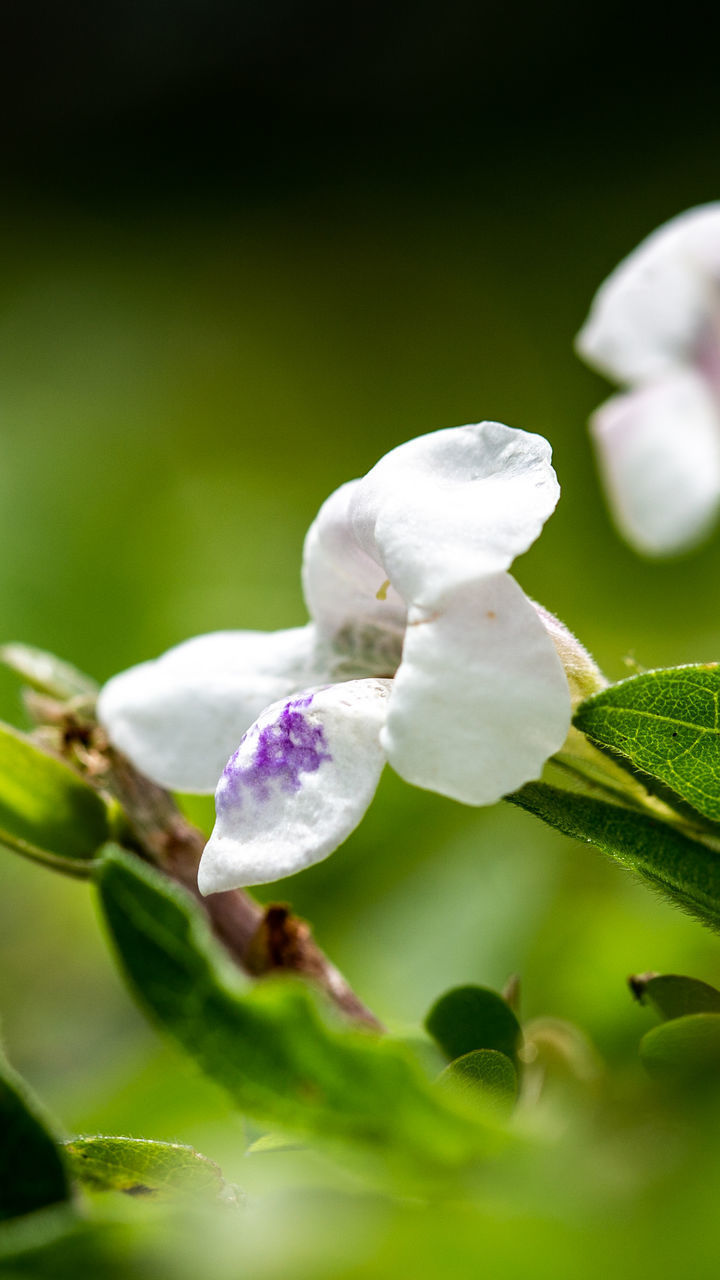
217 694 332 811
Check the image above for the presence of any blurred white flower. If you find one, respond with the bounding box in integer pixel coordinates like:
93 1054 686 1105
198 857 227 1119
577 204 720 556
99 422 584 892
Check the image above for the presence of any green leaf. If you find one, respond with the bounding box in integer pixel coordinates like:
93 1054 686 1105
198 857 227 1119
95 846 495 1175
640 1013 720 1083
0 1052 71 1221
510 782 720 932
425 986 522 1066
629 973 720 1020
64 1137 229 1201
0 1208 136 1277
0 643 98 701
0 722 110 875
574 666 720 824
439 1050 517 1116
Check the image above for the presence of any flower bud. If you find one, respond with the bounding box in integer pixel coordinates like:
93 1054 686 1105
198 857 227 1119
532 602 607 707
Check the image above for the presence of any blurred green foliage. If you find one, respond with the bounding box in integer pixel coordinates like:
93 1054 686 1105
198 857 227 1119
96 845 496 1177
2 121 720 1276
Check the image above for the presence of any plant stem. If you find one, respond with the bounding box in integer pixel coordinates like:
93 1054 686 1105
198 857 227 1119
38 694 382 1031
552 736 720 854
102 744 382 1029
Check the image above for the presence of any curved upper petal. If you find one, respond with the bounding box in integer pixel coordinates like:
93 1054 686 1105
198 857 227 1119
590 370 720 557
198 679 390 892
577 203 720 385
349 422 561 606
381 573 571 805
98 626 326 793
301 480 406 676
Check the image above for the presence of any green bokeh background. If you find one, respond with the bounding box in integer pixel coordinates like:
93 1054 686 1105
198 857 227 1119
2 7 720 1273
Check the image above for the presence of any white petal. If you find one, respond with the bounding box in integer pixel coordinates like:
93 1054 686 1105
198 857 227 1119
577 203 720 384
382 574 571 804
301 480 406 676
350 422 560 605
98 626 326 793
198 679 390 892
590 371 720 556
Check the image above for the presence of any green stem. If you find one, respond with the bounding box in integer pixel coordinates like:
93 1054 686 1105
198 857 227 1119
553 732 720 856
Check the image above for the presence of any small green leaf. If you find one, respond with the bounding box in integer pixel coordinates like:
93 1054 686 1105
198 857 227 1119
0 643 98 701
640 1013 720 1082
439 1050 517 1116
64 1137 228 1200
245 1133 302 1155
0 1053 71 1221
0 722 110 875
95 846 494 1175
574 666 720 824
425 986 522 1066
630 973 720 1020
510 782 720 932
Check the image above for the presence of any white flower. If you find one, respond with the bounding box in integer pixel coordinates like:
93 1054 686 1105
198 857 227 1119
98 422 583 893
577 203 720 557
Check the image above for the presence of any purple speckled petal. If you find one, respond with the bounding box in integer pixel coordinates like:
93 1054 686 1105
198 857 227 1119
198 679 391 892
217 694 332 809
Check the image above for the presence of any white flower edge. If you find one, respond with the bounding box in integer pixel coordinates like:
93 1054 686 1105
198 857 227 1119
576 204 720 557
576 203 720 385
380 573 571 805
348 420 561 604
590 370 720 557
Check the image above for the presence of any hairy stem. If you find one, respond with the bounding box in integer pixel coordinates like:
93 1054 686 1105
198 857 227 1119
552 733 720 854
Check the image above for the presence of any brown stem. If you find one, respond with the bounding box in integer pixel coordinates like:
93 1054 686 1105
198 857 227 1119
27 692 381 1029
90 736 382 1030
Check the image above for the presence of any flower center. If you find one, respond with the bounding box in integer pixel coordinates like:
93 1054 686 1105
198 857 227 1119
327 619 405 680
